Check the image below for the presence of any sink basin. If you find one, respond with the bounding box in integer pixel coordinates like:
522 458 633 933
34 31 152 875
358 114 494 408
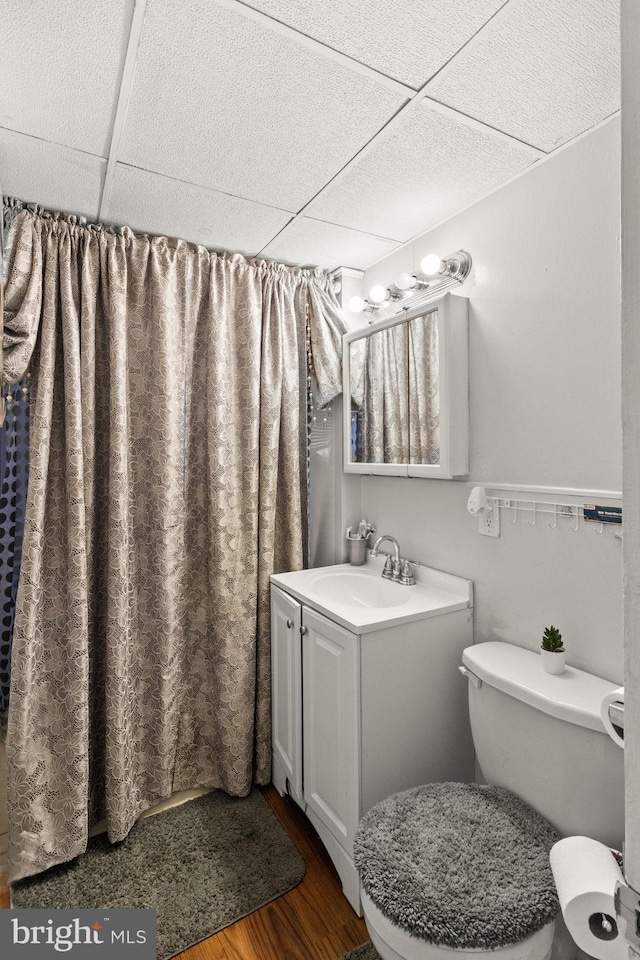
271 557 472 633
309 570 411 609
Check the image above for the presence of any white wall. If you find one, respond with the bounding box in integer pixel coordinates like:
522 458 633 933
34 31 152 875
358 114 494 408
354 117 623 683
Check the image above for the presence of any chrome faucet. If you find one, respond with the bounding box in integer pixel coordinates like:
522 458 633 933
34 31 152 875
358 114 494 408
370 535 415 586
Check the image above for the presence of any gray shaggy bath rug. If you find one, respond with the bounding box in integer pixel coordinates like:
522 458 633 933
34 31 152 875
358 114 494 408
11 789 305 960
339 942 379 960
354 782 559 950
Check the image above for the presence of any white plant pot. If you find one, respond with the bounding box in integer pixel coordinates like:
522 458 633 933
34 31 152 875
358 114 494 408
541 649 566 675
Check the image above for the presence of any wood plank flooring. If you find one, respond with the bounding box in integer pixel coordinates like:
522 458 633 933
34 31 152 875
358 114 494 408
0 785 369 960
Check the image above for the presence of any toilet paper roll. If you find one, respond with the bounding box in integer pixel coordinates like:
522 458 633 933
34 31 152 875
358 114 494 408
550 836 625 960
600 687 624 748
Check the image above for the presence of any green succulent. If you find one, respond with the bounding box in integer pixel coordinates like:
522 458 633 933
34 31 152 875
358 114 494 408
541 625 564 652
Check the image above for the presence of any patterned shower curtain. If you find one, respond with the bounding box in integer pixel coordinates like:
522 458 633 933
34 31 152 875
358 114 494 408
2 206 346 881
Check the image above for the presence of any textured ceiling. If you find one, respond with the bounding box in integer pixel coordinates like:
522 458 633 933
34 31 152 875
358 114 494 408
426 0 620 152
0 0 620 272
244 0 506 89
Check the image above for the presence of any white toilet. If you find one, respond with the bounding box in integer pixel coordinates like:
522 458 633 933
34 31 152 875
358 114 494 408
356 641 625 960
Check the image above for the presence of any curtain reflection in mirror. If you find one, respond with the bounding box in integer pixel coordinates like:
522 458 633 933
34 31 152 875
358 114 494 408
349 310 440 466
351 324 409 463
409 310 440 465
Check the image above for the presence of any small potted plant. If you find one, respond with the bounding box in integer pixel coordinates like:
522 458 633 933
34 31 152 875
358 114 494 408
541 625 566 675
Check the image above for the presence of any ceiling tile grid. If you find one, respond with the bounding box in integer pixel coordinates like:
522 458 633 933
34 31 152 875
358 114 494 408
0 0 133 157
0 0 622 272
259 216 400 270
107 164 293 256
0 128 105 221
307 102 540 242
425 0 620 152
117 0 407 212
243 0 506 89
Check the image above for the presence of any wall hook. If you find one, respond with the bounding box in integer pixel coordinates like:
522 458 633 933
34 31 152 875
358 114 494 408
571 507 579 532
594 522 604 535
548 504 557 529
528 502 537 526
510 502 518 523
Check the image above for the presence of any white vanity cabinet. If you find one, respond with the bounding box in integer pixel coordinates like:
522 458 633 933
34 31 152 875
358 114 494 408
270 559 475 913
272 592 360 868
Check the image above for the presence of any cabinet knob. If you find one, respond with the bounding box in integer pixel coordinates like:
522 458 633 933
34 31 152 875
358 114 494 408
286 618 293 628
300 626 308 636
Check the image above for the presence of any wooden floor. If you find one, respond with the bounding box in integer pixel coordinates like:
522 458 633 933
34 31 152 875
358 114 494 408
0 785 370 960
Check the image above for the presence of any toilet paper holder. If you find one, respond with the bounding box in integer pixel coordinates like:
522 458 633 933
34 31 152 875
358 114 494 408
600 687 625 748
607 702 624 738
615 880 640 953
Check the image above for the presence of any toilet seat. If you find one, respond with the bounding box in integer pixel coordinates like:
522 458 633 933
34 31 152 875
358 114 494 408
362 889 554 960
354 783 559 960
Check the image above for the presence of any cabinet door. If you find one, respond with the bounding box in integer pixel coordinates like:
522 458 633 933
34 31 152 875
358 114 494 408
271 586 302 799
302 606 360 851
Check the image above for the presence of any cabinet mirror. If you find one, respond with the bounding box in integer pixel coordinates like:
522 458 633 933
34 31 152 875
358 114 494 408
343 293 469 479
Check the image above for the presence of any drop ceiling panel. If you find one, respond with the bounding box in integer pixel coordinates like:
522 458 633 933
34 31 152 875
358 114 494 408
117 0 406 212
0 0 133 157
260 217 399 270
0 129 105 221
309 104 539 242
246 0 506 89
107 165 293 255
425 0 619 152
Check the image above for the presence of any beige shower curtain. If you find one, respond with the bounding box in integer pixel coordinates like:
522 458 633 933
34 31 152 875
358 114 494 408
2 208 345 881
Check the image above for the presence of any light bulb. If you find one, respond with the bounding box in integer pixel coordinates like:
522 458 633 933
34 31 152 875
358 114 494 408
395 272 416 291
369 284 388 304
348 295 365 313
420 253 443 276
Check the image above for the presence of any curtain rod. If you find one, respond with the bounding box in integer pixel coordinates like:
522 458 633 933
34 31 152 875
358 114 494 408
1 196 338 286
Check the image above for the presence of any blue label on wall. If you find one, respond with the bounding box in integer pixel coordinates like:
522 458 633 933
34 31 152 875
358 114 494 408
0 910 156 958
583 504 622 524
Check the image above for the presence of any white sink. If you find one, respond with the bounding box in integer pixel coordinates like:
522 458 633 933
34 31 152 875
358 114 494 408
308 569 411 609
271 556 472 633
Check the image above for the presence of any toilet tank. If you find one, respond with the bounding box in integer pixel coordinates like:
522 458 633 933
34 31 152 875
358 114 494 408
461 641 624 850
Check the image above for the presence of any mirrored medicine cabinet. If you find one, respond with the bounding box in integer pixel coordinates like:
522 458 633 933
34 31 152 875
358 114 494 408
342 293 469 479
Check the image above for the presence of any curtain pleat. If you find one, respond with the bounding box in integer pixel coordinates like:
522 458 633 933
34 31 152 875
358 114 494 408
3 208 346 881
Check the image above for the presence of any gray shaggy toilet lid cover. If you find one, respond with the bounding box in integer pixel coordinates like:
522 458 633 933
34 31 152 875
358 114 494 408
354 783 560 950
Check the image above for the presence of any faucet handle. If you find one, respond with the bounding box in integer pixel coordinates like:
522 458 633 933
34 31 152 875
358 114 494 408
399 559 416 586
381 555 394 580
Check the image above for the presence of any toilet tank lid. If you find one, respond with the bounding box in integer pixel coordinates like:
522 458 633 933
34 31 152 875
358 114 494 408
461 641 621 732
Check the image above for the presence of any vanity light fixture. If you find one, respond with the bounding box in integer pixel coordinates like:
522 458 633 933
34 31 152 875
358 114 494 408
395 271 418 291
421 253 443 275
348 295 366 313
369 284 389 304
348 250 472 317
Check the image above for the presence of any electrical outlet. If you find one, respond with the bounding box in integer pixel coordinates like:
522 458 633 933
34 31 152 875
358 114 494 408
479 503 500 537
